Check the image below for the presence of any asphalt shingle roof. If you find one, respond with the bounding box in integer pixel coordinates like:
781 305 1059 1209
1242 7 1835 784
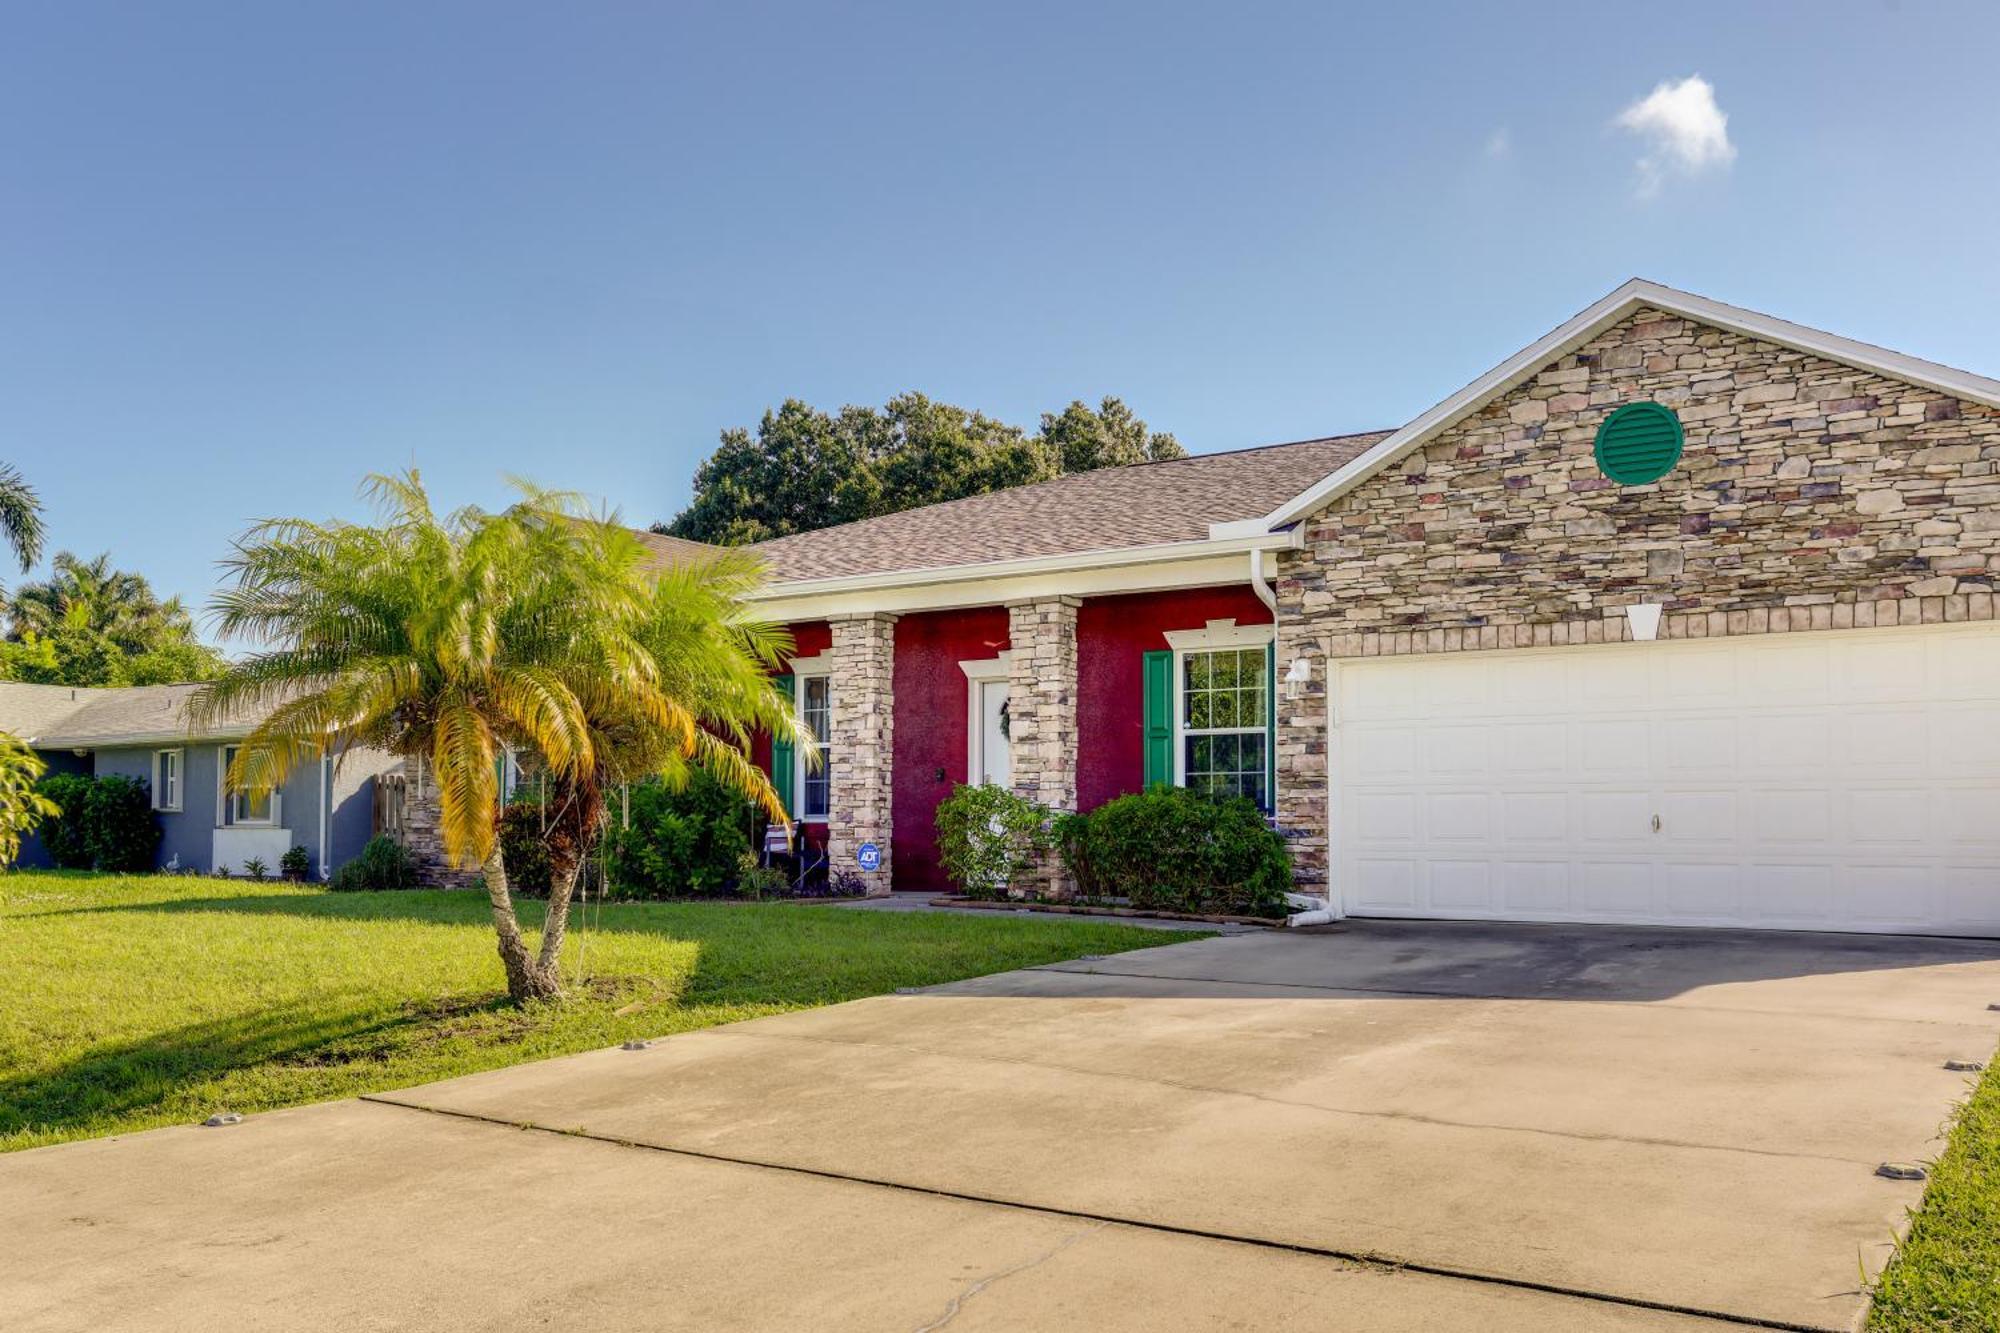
639 432 1389 585
0 681 267 748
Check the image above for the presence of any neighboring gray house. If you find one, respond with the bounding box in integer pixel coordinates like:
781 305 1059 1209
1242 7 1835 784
2 681 402 877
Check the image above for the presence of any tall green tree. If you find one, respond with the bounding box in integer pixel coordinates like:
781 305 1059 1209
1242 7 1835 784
3 551 225 686
1039 396 1186 472
659 392 1183 544
190 473 798 1004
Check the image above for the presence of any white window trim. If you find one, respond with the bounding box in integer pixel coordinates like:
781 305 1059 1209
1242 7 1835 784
217 744 282 829
1166 622 1276 808
959 653 1011 786
791 652 834 822
151 748 183 813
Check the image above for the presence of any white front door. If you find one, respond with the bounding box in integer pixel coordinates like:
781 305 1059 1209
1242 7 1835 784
975 679 1011 788
1332 623 2000 936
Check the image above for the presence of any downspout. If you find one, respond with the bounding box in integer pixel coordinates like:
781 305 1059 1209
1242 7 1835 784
1251 544 1337 928
319 756 332 881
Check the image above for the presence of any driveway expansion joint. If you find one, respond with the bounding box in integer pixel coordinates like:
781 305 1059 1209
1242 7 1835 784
357 1092 1846 1333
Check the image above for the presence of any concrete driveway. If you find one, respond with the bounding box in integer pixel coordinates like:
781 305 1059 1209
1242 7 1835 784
8 921 2000 1332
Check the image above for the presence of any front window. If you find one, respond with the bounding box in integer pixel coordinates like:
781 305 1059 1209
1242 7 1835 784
152 749 182 812
798 675 832 820
222 745 278 826
1178 646 1269 809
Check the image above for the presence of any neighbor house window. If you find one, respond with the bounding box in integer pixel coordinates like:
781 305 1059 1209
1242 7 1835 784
220 744 278 826
1161 622 1275 812
797 674 833 821
152 749 183 812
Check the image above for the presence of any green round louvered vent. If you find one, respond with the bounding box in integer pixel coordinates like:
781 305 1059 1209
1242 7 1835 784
1593 401 1684 485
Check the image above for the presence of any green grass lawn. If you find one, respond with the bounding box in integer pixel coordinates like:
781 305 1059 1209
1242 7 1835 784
1869 1060 2000 1331
0 871 1183 1153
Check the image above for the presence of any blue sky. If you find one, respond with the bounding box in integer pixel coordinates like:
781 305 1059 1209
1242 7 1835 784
5 2 1998 633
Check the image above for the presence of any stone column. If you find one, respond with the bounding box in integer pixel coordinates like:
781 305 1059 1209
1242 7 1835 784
1272 617 1329 895
1006 596 1080 897
827 613 897 896
396 756 478 888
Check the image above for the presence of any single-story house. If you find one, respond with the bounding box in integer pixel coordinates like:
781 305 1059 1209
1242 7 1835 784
678 279 2000 937
2 681 404 877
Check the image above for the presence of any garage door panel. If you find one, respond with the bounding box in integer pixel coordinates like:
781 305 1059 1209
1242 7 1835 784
1501 792 1567 843
1660 789 1739 845
1578 790 1651 844
1501 862 1570 913
1427 860 1494 911
1334 625 2000 937
1575 862 1653 916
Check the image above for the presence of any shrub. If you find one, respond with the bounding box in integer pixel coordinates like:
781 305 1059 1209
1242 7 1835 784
242 856 269 881
1057 785 1291 918
279 845 312 881
933 782 1053 900
80 775 162 873
30 772 160 871
601 772 755 900
328 835 419 892
32 773 96 869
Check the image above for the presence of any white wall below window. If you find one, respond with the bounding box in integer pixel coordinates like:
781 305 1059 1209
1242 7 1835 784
212 827 293 875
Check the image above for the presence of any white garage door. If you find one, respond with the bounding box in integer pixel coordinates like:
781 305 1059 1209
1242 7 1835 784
1332 624 2000 936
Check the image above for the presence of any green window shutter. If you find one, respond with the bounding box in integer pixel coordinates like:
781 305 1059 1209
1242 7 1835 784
770 674 795 817
1265 641 1277 809
1593 401 1684 485
1142 650 1173 788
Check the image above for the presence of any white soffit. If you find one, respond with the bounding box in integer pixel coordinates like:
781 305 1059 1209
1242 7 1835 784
1213 278 2000 538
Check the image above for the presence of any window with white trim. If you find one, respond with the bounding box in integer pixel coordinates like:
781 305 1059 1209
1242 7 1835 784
1164 620 1274 812
220 744 279 826
152 748 183 812
797 674 832 821
1178 647 1269 808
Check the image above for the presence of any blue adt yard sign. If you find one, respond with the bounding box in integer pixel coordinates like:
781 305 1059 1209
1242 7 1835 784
857 842 882 872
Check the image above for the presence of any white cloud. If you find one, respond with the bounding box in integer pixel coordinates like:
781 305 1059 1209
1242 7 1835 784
1614 75 1735 197
1484 127 1511 160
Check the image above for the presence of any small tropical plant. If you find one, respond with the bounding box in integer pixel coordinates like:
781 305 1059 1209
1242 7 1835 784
0 732 59 867
279 844 311 881
241 856 269 881
934 782 1054 900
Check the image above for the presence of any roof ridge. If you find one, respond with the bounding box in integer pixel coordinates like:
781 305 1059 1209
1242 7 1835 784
747 430 1395 551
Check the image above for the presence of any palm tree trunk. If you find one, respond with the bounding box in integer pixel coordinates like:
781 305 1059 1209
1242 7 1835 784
535 856 585 975
482 846 561 1003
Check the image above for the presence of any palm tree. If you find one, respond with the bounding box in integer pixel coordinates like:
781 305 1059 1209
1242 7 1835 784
526 548 796 976
0 463 45 596
190 472 798 1003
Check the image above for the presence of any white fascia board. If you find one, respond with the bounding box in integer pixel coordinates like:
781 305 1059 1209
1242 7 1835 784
1218 278 2000 537
40 725 257 750
753 550 1280 622
747 531 1298 621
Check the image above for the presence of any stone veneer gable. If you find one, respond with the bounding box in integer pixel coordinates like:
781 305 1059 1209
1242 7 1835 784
1270 306 2000 889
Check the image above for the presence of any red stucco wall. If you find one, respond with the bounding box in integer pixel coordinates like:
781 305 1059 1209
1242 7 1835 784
1076 587 1272 813
752 622 834 841
890 607 1012 891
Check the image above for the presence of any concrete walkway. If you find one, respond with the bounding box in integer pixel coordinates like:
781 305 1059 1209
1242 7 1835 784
7 921 1999 1331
